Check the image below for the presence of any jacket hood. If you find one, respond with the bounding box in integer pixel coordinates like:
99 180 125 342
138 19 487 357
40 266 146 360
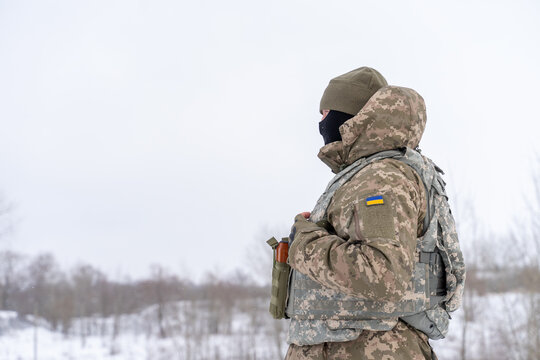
318 86 427 173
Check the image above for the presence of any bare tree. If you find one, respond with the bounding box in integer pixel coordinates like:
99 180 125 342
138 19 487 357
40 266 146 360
0 250 24 310
26 253 61 319
71 263 106 345
487 156 540 360
0 195 17 311
0 195 14 240
522 156 540 359
148 264 169 338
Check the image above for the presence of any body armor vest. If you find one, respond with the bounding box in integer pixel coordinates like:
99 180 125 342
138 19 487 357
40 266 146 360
286 148 466 346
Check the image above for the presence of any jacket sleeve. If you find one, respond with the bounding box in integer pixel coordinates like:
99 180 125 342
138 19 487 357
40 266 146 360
288 159 425 302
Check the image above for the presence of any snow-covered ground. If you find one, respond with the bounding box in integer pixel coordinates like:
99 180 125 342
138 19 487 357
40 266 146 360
0 299 289 360
431 292 534 360
0 292 537 360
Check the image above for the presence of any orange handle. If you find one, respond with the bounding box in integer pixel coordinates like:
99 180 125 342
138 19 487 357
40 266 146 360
276 241 289 263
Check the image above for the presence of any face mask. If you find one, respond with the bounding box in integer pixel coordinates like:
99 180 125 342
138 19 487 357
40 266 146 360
319 110 354 145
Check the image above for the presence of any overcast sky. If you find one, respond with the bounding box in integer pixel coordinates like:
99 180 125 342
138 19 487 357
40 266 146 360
1 0 539 280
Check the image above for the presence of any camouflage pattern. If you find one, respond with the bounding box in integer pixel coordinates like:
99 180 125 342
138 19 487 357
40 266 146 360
399 148 465 315
285 86 464 358
318 86 427 174
287 151 434 325
286 321 437 360
286 150 437 345
431 191 465 312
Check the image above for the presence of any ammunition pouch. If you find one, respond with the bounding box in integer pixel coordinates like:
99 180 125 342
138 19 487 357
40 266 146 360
267 237 291 319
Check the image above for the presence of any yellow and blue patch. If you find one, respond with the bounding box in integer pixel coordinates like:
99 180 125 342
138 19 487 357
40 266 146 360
366 195 384 206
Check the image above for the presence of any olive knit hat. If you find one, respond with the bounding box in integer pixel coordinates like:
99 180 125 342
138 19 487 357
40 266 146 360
319 67 388 115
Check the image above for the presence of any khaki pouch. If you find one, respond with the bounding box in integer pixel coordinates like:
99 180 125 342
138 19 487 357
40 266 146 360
267 237 291 319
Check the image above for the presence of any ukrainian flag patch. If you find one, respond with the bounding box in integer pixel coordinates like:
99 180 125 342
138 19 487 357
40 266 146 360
366 195 384 206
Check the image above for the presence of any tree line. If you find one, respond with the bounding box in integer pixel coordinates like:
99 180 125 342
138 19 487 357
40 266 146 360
0 251 267 336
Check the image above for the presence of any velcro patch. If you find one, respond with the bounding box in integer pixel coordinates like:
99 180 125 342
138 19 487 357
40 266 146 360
361 195 394 239
366 195 384 206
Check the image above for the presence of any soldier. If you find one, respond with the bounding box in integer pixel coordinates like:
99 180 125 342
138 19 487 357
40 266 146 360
283 67 465 359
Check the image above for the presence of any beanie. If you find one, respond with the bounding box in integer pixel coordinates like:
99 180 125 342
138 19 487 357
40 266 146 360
319 67 388 115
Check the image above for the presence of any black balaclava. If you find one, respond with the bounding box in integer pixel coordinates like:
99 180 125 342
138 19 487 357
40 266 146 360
319 110 354 145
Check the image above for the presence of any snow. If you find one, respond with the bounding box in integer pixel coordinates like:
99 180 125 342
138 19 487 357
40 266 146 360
0 293 537 359
0 299 288 360
0 311 17 320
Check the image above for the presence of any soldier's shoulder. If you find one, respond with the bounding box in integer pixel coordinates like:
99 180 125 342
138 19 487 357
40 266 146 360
355 158 422 187
332 159 419 204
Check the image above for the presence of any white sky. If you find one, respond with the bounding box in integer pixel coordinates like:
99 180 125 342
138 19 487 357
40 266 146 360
1 0 539 280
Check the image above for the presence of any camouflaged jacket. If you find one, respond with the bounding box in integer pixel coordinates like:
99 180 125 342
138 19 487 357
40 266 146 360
287 86 464 346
